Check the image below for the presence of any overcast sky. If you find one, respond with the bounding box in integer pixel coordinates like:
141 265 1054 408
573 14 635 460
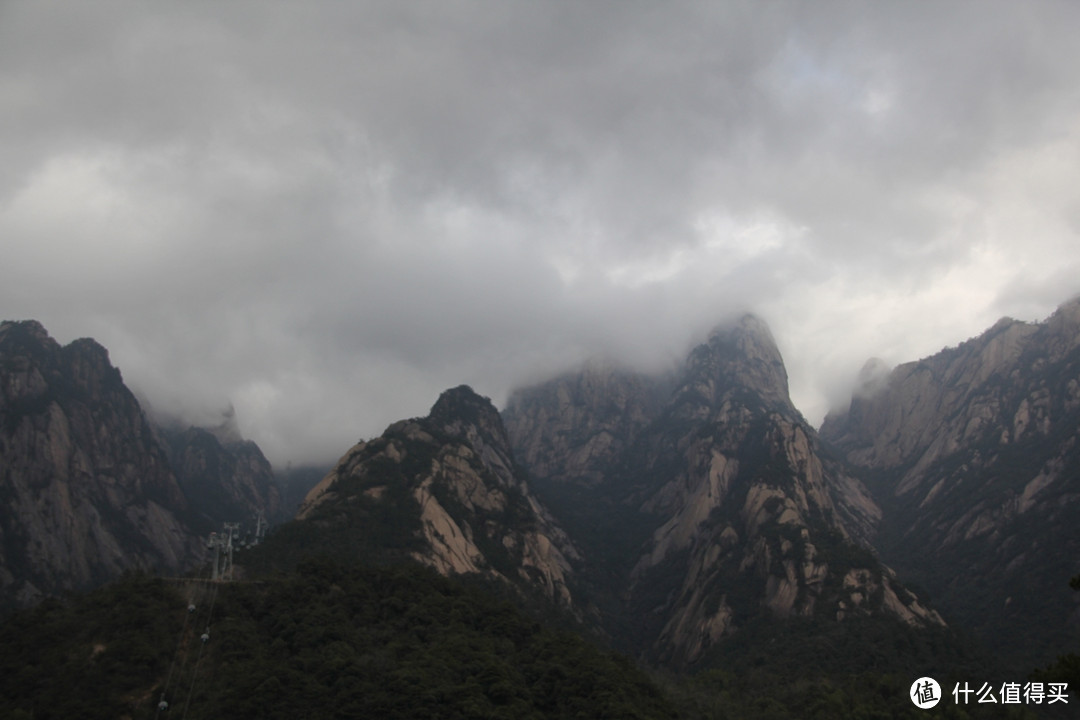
4 1 1080 467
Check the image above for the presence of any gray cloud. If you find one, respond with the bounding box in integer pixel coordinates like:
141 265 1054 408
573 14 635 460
3 1 1080 465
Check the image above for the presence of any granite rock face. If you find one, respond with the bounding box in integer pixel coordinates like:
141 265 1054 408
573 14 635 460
505 315 939 666
300 385 579 606
821 297 1080 665
0 321 198 606
503 359 672 487
162 422 283 530
0 321 285 608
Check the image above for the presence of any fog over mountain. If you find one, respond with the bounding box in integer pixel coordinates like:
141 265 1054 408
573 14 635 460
3 1 1080 466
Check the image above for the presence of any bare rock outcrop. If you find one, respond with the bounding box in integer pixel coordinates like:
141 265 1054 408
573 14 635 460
0 321 201 607
503 359 671 486
161 423 283 528
300 385 580 607
821 296 1080 665
505 314 938 666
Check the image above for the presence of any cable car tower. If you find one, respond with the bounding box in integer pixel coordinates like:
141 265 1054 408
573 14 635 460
207 522 240 581
253 510 267 545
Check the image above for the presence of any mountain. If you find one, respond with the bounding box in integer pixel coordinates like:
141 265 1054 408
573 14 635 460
294 385 580 606
0 320 199 607
160 419 283 531
505 359 673 487
2 314 1048 716
821 297 1080 668
276 463 333 517
505 315 941 666
0 320 283 608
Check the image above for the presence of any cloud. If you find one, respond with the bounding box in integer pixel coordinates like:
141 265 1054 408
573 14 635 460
3 1 1080 465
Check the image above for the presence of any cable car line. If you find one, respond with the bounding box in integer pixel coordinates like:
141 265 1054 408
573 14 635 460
157 521 241 715
157 542 223 716
156 565 216 718
180 580 219 719
154 587 196 718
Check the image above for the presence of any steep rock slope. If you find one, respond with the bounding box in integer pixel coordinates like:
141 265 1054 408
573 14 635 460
0 321 199 606
505 316 938 666
160 415 283 531
504 359 671 487
821 298 1080 665
298 386 579 606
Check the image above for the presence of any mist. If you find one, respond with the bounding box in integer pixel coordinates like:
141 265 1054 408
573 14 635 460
3 1 1080 466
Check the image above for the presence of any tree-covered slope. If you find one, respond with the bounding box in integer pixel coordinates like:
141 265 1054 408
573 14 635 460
0 562 677 720
1 562 1054 720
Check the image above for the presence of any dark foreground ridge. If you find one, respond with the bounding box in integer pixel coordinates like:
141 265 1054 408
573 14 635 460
0 564 678 719
4 563 1063 719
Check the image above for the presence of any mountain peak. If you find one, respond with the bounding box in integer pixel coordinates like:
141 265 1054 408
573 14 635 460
429 384 502 434
682 313 792 414
297 383 579 604
706 313 775 345
0 319 51 342
0 320 61 362
428 385 517 477
430 383 489 415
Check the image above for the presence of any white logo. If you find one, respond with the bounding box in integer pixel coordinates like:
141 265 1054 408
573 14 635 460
911 677 941 709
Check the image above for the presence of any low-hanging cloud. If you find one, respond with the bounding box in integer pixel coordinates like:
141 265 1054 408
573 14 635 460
3 0 1080 466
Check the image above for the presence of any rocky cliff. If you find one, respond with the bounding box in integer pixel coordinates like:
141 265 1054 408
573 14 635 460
0 321 287 608
505 316 939 666
161 420 283 531
821 297 1080 666
0 321 199 607
504 359 672 487
298 385 579 606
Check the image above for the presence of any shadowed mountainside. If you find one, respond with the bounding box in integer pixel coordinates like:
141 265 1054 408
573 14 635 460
822 297 1080 669
505 315 941 666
